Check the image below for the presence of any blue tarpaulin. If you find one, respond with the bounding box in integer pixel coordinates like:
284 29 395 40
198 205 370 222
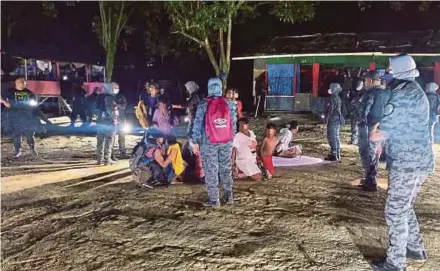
267 64 300 96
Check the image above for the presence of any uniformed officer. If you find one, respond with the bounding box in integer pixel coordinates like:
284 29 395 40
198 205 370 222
96 83 119 165
424 82 439 143
1 77 41 158
348 80 364 144
357 71 392 191
324 83 345 162
112 84 129 160
370 54 434 271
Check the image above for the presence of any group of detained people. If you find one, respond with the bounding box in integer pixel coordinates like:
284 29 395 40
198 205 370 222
325 54 438 271
132 77 303 189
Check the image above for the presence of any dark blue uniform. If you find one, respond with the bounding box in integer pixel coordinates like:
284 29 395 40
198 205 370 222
325 83 345 161
358 86 392 190
96 84 119 165
2 88 40 156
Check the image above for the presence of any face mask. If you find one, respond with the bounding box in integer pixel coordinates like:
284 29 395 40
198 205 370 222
113 89 120 94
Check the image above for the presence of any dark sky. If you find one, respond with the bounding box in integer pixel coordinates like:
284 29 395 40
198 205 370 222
2 1 439 91
233 1 440 55
3 1 440 61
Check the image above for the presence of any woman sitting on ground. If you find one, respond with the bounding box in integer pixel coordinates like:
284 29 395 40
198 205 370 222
232 118 262 181
138 130 172 188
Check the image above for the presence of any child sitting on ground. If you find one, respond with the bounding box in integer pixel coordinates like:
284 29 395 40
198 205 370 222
275 120 302 158
260 123 278 179
232 118 261 181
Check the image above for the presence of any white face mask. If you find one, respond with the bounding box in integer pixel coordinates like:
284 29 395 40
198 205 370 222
113 89 120 94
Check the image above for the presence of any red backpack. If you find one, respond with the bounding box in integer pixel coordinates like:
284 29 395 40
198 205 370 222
205 97 233 143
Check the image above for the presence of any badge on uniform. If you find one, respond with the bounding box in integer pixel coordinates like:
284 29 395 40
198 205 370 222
384 103 394 117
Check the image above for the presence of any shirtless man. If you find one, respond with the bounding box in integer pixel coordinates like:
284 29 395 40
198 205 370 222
260 123 278 179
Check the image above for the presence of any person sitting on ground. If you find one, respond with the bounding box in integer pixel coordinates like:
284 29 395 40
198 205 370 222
166 135 186 184
152 96 179 135
260 123 278 179
140 130 173 188
232 118 261 181
275 120 302 158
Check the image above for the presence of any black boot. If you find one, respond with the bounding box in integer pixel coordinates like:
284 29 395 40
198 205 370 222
406 248 428 262
324 154 338 161
223 190 234 205
370 260 405 271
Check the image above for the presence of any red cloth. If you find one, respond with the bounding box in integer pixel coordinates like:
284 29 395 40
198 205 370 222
195 153 205 178
261 155 274 175
236 100 243 119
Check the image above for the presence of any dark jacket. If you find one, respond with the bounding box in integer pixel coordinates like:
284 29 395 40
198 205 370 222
96 94 118 124
115 93 127 122
361 87 392 127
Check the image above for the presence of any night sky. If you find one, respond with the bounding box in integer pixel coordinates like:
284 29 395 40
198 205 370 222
2 1 440 102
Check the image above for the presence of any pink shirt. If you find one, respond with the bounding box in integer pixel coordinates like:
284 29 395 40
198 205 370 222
152 109 178 135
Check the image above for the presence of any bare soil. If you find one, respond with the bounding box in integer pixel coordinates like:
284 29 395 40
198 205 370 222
1 115 439 271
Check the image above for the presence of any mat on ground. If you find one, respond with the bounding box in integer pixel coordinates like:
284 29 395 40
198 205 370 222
273 155 328 167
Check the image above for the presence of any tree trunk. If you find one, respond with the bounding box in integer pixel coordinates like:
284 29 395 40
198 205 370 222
105 47 116 83
203 38 220 77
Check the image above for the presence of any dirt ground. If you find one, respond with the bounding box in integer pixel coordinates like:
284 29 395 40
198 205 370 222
1 114 439 271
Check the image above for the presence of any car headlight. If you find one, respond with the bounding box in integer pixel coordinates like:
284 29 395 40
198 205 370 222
122 123 132 133
29 99 38 107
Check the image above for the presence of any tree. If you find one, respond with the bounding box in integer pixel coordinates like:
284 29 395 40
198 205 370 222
164 1 317 89
39 1 133 83
93 1 132 82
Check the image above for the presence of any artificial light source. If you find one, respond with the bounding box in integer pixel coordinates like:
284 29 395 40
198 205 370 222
29 99 38 107
122 123 132 133
183 116 190 123
63 75 68 81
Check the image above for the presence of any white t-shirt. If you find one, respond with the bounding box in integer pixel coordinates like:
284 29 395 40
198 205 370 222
233 130 261 176
276 128 293 152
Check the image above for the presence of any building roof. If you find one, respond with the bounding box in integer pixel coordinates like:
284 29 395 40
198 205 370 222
233 30 440 60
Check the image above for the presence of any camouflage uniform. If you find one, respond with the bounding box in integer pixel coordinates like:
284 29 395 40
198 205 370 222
185 82 203 137
96 83 119 164
425 82 439 143
325 83 344 161
348 83 363 144
191 78 237 206
372 55 434 271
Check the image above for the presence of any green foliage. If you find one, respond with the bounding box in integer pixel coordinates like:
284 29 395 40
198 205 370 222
164 1 317 81
93 1 132 82
269 1 316 23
